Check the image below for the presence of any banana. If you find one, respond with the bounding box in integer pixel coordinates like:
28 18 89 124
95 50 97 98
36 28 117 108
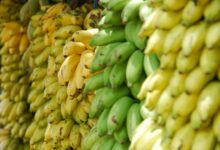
58 119 74 139
83 8 102 29
25 121 37 140
53 25 81 39
58 54 80 85
63 41 86 57
101 10 122 27
197 81 220 121
57 12 84 26
145 29 168 55
206 22 220 49
34 46 51 66
65 96 78 116
11 122 21 137
134 126 164 150
163 24 187 54
190 109 212 129
172 92 198 118
167 71 187 97
213 111 220 141
185 67 215 94
200 47 220 74
15 101 28 117
30 126 46 145
107 0 129 11
18 122 30 138
43 3 70 19
137 74 154 100
47 56 56 76
114 125 129 144
143 53 160 76
100 86 130 108
192 128 216 150
182 1 204 26
110 42 136 66
44 96 59 116
126 103 142 141
112 142 129 150
83 72 104 94
182 21 207 57
34 105 45 121
107 96 134 134
165 115 188 137
97 109 109 136
19 34 29 53
110 61 127 88
82 126 100 150
193 0 211 6
51 44 64 57
145 90 162 110
30 67 47 81
139 2 153 22
121 0 144 23
130 75 146 99
89 27 125 46
103 66 112 86
163 0 188 10
47 109 62 124
44 75 57 88
67 74 77 97
171 123 196 150
99 135 115 150
204 0 220 22
29 39 46 56
69 125 81 148
160 52 178 69
71 28 99 50
138 8 162 37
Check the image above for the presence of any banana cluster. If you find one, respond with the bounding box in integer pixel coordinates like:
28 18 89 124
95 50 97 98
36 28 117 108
0 22 32 150
131 0 220 149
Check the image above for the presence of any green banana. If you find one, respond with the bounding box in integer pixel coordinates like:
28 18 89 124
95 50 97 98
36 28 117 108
99 135 116 150
126 103 142 141
102 10 123 26
112 142 129 150
126 50 144 87
139 2 153 22
110 42 136 66
110 61 127 88
97 109 110 136
104 66 113 86
89 88 106 118
114 125 129 144
100 86 130 108
82 126 100 150
27 21 35 41
143 53 160 76
108 0 129 11
130 75 146 99
107 96 134 134
121 0 144 23
90 27 125 46
91 137 103 150
83 72 105 94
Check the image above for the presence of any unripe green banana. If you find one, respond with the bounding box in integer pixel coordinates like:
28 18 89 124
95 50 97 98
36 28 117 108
185 67 215 94
91 136 103 150
200 47 220 74
101 10 122 26
121 0 143 23
90 27 125 46
130 75 145 99
112 142 129 150
182 21 207 57
163 24 187 54
103 66 113 86
126 103 142 141
99 135 116 150
182 1 204 26
143 53 160 76
110 61 127 88
89 88 106 118
100 86 130 108
139 2 153 22
114 125 129 144
126 50 144 87
83 72 105 94
205 22 220 49
204 0 220 22
97 109 109 136
82 126 100 150
107 0 129 11
107 96 134 134
110 42 136 66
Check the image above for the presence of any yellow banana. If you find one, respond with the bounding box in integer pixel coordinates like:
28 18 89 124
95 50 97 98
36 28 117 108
182 21 207 57
162 0 188 11
55 85 67 104
65 96 78 115
43 3 70 19
57 12 84 26
53 25 81 39
24 121 37 140
44 82 61 99
182 1 204 26
63 41 86 57
34 46 51 66
145 90 162 110
30 67 47 81
160 52 178 69
71 28 99 50
58 119 74 139
163 24 187 54
204 0 220 22
144 29 168 55
171 124 196 149
190 109 212 129
19 34 29 53
58 54 80 85
67 74 77 96
47 56 56 76
185 67 215 94
192 128 216 150
213 111 220 141
69 125 81 148
205 22 220 49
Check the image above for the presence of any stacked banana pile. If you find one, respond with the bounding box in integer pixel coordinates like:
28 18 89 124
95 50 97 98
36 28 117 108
0 22 31 149
81 0 159 149
131 0 220 149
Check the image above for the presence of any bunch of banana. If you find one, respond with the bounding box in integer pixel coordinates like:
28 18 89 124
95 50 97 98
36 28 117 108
131 0 220 149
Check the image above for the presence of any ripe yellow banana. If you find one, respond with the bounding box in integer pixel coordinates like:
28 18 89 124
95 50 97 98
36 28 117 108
163 0 188 11
145 90 162 110
204 0 220 22
58 54 80 85
47 56 56 76
160 52 178 69
63 41 86 57
65 96 78 115
19 34 29 53
213 111 220 141
57 12 84 26
67 74 77 97
205 22 220 49
53 25 81 40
